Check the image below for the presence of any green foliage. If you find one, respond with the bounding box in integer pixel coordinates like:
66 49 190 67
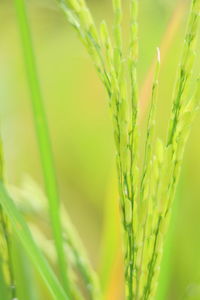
14 0 71 295
0 0 199 299
0 128 17 299
0 183 69 300
0 262 9 300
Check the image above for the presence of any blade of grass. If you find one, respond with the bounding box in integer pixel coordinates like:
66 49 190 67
1 136 16 299
14 0 71 294
0 207 16 299
12 236 40 300
10 175 100 300
0 260 9 300
0 182 68 300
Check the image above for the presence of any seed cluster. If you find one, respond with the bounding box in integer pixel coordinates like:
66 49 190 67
58 0 200 299
0 0 199 299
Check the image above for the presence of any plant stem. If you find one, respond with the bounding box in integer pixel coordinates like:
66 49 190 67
167 0 200 146
14 0 71 295
0 138 16 299
0 183 69 300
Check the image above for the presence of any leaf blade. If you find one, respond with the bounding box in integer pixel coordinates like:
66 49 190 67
0 183 69 300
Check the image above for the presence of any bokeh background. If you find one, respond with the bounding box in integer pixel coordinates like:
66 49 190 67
1 0 200 299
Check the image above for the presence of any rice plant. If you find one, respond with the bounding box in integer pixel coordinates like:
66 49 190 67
0 0 200 299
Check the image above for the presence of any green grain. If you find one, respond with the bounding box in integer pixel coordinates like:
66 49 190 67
57 0 200 299
0 0 199 299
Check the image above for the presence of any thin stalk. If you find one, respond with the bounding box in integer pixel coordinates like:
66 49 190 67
155 183 182 300
167 0 200 145
0 138 16 299
0 261 9 300
140 48 160 202
123 1 139 298
13 177 101 300
136 49 160 300
62 209 101 300
58 0 112 96
143 216 162 300
58 1 139 299
0 208 16 299
112 0 122 71
14 0 71 295
142 2 200 296
162 0 200 227
0 184 69 300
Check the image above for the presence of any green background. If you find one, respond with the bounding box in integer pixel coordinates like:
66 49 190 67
1 0 200 299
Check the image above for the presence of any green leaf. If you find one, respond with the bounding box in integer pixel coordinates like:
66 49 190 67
0 182 68 300
12 236 40 300
14 0 71 294
0 261 9 300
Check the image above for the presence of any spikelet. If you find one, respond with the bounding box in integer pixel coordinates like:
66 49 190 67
168 0 200 145
58 0 200 299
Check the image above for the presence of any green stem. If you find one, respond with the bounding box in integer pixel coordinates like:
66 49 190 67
0 208 16 299
0 139 16 299
167 0 200 145
14 0 71 295
143 216 162 300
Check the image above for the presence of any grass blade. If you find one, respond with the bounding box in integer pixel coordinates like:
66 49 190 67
10 175 100 300
1 136 16 299
14 0 71 294
12 236 40 300
0 182 68 300
0 261 9 300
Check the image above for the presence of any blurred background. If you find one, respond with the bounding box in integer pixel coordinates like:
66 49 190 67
1 0 200 299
